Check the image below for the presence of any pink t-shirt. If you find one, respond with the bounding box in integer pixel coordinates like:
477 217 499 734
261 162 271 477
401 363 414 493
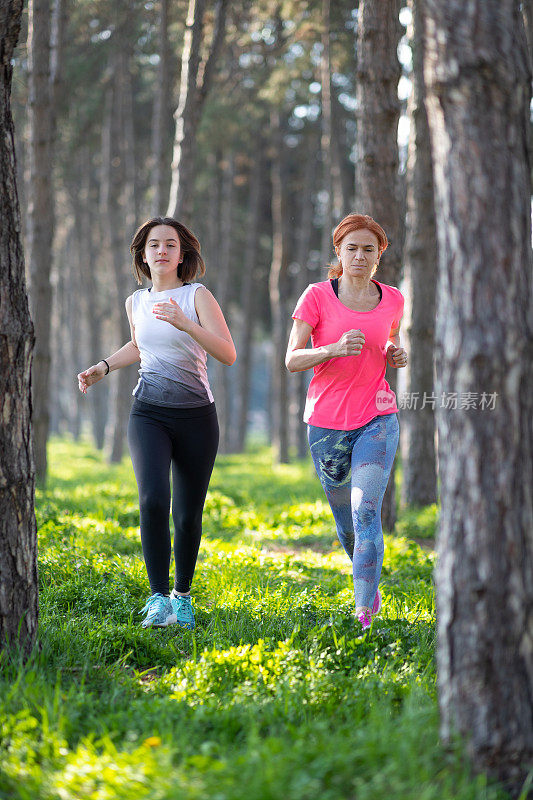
292 279 404 430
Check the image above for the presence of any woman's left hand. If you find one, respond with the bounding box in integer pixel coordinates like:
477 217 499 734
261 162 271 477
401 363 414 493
152 298 192 332
386 345 408 368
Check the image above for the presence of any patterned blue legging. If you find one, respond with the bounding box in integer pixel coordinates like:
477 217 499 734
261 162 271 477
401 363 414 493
308 413 399 609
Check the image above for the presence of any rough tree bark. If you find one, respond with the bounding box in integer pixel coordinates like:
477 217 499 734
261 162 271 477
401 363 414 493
167 0 228 223
0 0 39 655
355 0 403 531
424 1 533 792
400 0 437 507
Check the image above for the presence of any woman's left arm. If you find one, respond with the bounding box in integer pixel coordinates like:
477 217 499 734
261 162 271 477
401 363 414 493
386 322 408 368
152 288 236 365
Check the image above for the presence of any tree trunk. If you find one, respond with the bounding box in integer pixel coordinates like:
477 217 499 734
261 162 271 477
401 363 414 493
212 153 234 453
232 147 263 453
122 50 140 228
400 0 437 507
65 247 83 440
523 0 533 69
320 0 333 264
521 0 533 189
78 149 109 449
424 2 533 792
50 232 78 438
204 149 222 291
0 0 39 655
293 139 317 460
269 110 290 464
331 85 353 217
27 0 54 483
104 50 138 464
355 0 403 530
151 0 170 215
167 0 228 223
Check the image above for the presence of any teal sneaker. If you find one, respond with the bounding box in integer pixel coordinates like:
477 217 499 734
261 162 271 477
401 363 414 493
170 589 195 630
140 593 177 628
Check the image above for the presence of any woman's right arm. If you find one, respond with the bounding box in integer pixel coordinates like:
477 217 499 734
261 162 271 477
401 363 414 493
78 295 140 393
285 319 365 373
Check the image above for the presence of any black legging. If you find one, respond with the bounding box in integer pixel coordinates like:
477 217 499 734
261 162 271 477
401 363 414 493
127 398 219 595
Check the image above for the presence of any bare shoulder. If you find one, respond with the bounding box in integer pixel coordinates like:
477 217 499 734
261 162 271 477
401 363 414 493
194 285 230 332
194 285 219 312
194 284 213 300
125 293 138 326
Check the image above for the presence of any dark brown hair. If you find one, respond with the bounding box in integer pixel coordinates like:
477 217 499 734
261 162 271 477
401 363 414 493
328 213 388 279
130 216 206 286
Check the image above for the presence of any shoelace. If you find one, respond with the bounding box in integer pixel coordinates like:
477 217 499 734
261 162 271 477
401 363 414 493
140 594 167 617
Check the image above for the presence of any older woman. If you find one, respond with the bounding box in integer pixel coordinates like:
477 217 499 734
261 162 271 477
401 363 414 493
286 213 407 630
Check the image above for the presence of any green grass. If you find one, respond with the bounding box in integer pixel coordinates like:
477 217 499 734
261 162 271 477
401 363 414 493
0 437 509 799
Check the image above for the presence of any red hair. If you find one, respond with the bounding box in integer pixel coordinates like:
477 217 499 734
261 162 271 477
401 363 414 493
328 213 388 279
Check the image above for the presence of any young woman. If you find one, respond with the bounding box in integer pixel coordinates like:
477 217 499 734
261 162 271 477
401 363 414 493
286 213 407 631
78 217 236 630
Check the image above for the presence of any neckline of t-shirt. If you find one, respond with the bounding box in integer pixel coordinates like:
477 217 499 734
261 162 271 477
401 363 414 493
327 278 384 314
148 283 191 298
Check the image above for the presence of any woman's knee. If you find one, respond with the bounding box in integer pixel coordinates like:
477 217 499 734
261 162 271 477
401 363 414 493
354 503 378 532
172 509 202 535
139 492 169 521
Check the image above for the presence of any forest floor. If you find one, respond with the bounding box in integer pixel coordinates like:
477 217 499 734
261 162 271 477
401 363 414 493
0 439 510 799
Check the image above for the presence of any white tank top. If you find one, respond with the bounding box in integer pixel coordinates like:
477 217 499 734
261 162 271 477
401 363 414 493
131 283 214 408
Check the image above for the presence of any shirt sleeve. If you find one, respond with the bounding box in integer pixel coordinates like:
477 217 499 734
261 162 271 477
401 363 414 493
391 290 405 331
292 284 321 330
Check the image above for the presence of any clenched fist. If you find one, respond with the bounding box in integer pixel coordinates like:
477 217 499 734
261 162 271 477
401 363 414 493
333 329 365 357
386 346 408 368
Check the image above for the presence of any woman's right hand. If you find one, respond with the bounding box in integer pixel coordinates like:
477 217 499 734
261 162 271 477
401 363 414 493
77 362 107 394
332 329 365 357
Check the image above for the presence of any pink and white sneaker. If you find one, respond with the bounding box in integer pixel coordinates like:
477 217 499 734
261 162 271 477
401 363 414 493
358 589 382 631
358 610 373 630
